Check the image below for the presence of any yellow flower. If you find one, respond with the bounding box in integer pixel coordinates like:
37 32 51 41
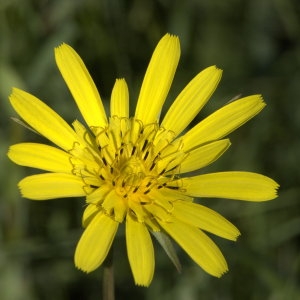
8 34 279 286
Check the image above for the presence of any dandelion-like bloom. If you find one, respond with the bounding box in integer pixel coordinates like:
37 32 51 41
8 34 278 286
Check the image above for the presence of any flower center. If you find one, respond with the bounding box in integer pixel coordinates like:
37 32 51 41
114 155 152 198
119 156 146 188
92 117 182 196
71 117 186 222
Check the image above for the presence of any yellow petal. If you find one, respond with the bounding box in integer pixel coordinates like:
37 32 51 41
148 188 193 210
158 218 228 277
146 203 172 223
19 173 86 200
55 44 107 129
179 139 231 174
182 171 279 201
9 88 79 151
173 201 240 240
135 34 180 124
101 190 127 222
126 213 155 286
110 78 129 118
86 184 111 204
8 143 72 173
72 120 97 150
161 66 222 136
181 95 266 151
75 213 118 272
82 204 101 228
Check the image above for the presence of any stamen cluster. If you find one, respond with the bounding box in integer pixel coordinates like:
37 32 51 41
92 117 185 199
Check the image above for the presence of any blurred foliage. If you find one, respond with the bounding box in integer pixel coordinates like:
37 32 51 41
1 0 300 299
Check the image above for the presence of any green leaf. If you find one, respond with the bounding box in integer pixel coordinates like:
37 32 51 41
151 230 182 273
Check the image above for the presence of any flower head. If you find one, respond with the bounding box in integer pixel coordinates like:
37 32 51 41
8 34 278 286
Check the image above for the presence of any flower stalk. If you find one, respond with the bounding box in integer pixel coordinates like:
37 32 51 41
103 247 115 300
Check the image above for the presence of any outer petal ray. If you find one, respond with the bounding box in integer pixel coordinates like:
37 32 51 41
135 34 180 124
19 173 86 200
9 88 79 151
161 66 222 136
181 95 266 151
82 204 101 228
126 213 155 286
179 139 231 174
158 218 228 277
75 213 119 272
55 44 107 129
172 201 240 240
110 78 129 118
8 143 72 173
182 171 279 201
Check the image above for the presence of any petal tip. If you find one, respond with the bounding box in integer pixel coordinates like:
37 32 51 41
9 87 25 103
134 279 152 287
233 230 241 241
165 32 179 39
218 268 229 278
54 42 69 52
161 33 180 50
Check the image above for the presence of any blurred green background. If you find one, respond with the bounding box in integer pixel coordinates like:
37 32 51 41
1 0 299 299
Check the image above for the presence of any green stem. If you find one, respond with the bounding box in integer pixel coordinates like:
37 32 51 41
103 247 115 300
